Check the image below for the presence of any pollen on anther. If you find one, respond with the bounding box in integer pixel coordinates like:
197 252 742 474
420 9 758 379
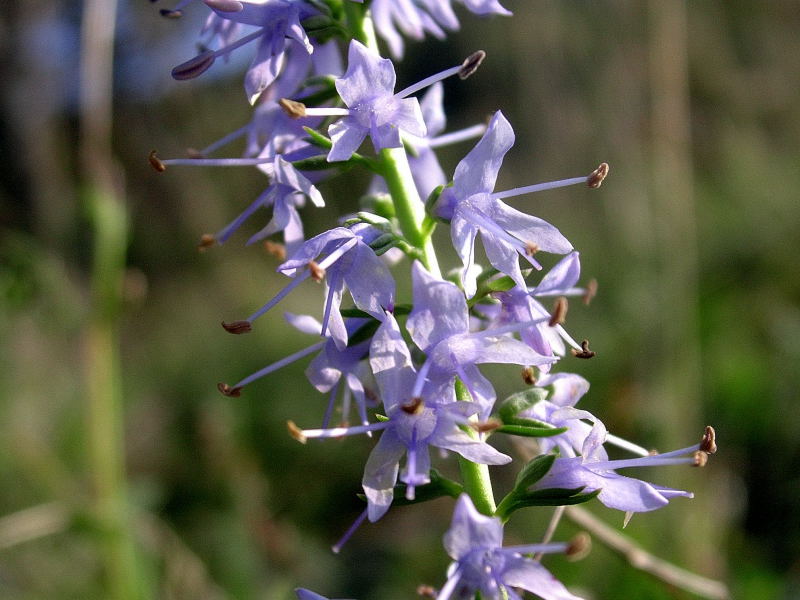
522 366 537 385
263 240 287 261
549 297 568 327
309 261 326 282
700 425 717 454
692 450 708 467
148 150 166 172
222 320 252 334
279 98 307 119
198 234 216 251
587 163 610 189
525 241 540 256
583 279 598 305
566 532 591 561
217 382 243 397
571 339 596 359
287 420 307 444
401 397 424 414
459 50 486 79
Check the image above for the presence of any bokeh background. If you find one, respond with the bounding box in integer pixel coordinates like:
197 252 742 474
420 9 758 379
1 1 798 598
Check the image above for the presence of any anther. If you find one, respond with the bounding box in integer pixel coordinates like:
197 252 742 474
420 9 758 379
171 50 216 81
458 50 486 79
279 98 307 119
221 320 252 334
587 163 609 189
186 147 205 159
470 419 501 433
197 234 216 251
308 261 326 282
159 9 183 18
148 150 166 172
400 397 424 414
287 420 307 444
692 450 708 467
525 241 540 256
549 296 568 327
571 339 596 359
217 382 243 397
522 366 537 385
583 278 598 305
566 532 591 561
204 0 244 11
263 240 287 261
416 585 438 598
700 425 717 454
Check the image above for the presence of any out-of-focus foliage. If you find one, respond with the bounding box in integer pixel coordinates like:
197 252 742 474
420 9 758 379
0 1 797 598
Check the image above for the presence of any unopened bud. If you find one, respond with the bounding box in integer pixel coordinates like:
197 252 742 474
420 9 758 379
222 320 252 334
263 240 287 261
217 382 242 397
148 150 166 172
459 50 486 79
583 278 598 305
692 450 708 467
700 425 717 454
549 297 568 327
587 163 609 189
287 420 307 444
400 397 424 414
309 261 326 282
522 366 537 385
204 0 244 11
159 8 183 18
171 50 216 81
571 339 596 359
279 98 307 119
566 532 591 561
198 234 216 251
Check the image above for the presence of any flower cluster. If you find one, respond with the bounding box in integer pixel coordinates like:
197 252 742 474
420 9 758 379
152 2 716 598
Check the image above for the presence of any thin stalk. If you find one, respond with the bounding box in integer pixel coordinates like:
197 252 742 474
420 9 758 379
455 380 496 516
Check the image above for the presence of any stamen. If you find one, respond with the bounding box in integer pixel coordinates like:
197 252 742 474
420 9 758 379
458 50 486 80
411 356 434 399
401 397 425 415
460 206 543 270
332 508 369 554
604 432 650 457
309 261 326 282
156 156 274 167
701 425 717 454
521 366 537 385
583 278 598 305
587 163 610 189
148 150 166 172
279 98 307 118
470 419 501 433
491 174 589 201
525 242 540 256
217 382 243 397
502 542 570 555
322 381 339 429
427 123 487 149
549 297 568 327
232 341 325 389
292 420 390 440
566 532 591 561
571 339 595 359
287 420 307 443
693 450 708 467
245 273 309 323
221 320 252 334
197 233 216 251
263 240 287 261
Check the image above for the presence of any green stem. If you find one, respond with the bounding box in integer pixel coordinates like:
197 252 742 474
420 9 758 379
455 380 496 516
344 1 378 48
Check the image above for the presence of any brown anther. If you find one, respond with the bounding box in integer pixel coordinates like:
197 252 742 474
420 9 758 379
587 162 609 189
700 425 717 454
159 8 183 18
570 339 596 359
286 420 307 444
221 320 252 334
148 150 166 172
459 50 486 79
549 296 568 327
521 366 537 385
400 397 424 415
648 449 659 456
263 240 287 261
217 382 243 397
582 278 598 305
470 419 501 433
186 147 205 159
416 585 438 598
566 532 591 561
171 50 216 81
692 450 708 467
525 241 540 256
308 261 326 282
279 97 307 119
205 0 244 11
197 233 216 251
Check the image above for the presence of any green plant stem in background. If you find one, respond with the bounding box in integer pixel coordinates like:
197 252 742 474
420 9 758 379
455 380 497 516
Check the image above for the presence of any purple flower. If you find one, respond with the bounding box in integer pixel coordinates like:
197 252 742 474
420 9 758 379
407 262 555 419
530 419 703 514
438 494 584 600
295 589 354 600
434 112 608 298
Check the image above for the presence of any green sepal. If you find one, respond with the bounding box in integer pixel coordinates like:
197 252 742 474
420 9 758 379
424 184 445 216
497 388 548 422
508 487 600 509
514 454 556 489
467 274 517 307
495 424 568 438
290 155 337 171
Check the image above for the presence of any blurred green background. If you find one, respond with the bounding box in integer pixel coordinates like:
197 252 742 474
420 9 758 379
1 1 798 598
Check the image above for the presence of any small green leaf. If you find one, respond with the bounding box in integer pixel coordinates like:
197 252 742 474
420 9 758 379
512 487 600 508
495 424 568 438
514 454 556 489
497 388 548 422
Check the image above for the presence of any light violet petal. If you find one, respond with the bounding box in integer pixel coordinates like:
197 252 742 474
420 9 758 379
451 111 514 198
327 119 368 162
336 40 396 106
435 429 511 465
407 261 469 352
481 231 527 289
419 82 446 137
450 215 479 297
344 242 395 319
502 556 584 600
369 314 416 412
285 312 323 335
533 251 581 295
363 429 405 521
490 199 573 255
444 494 503 559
